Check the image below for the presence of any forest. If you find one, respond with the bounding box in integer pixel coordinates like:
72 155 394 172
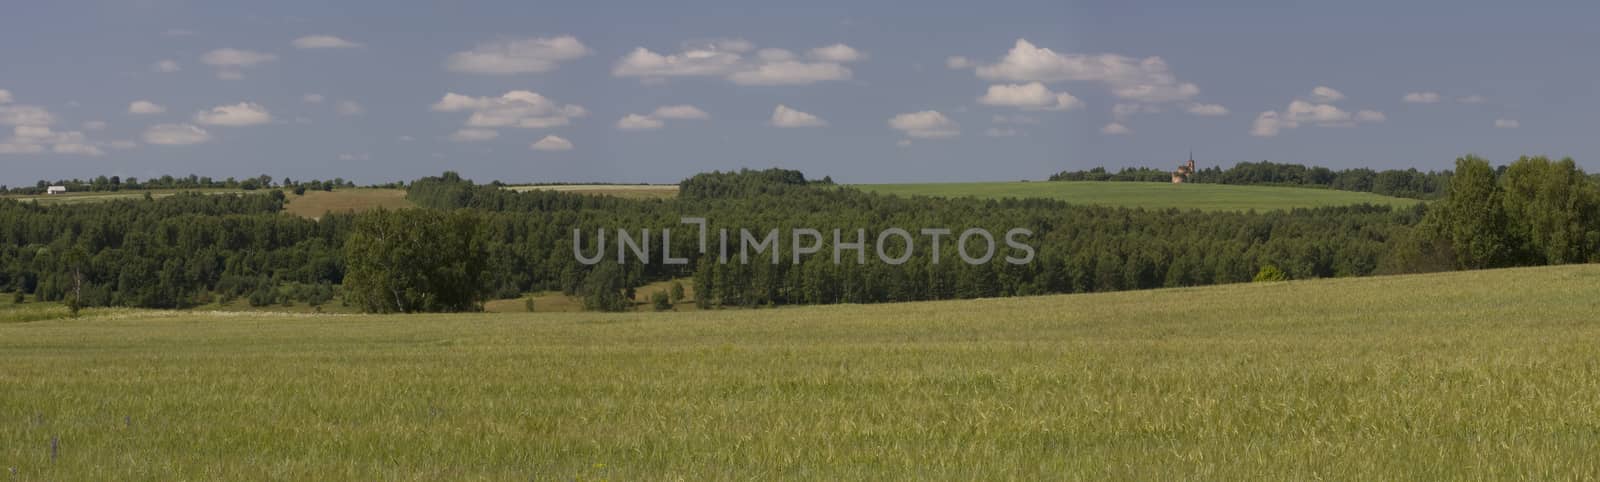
1 156 1596 313
1049 161 1456 199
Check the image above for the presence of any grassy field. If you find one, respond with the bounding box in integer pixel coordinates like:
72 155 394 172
853 181 1423 211
505 184 680 200
283 189 414 219
4 265 1600 479
0 189 243 206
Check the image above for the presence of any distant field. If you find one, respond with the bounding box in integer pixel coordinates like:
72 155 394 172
283 189 414 219
6 265 1600 479
0 189 243 206
504 184 679 199
853 181 1423 211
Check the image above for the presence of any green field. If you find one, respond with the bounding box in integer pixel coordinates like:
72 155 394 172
4 265 1599 479
0 189 244 206
853 181 1423 211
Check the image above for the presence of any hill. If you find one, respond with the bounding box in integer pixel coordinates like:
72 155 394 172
5 264 1599 479
853 181 1423 211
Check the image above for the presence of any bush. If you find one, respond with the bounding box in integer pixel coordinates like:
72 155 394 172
524 297 536 313
669 281 685 304
1253 265 1288 282
652 290 672 311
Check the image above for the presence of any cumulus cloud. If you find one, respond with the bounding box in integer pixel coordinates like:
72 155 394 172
978 82 1082 111
293 35 361 49
83 120 108 131
152 59 180 73
1309 86 1345 103
201 48 277 79
1100 122 1131 135
129 100 166 115
807 44 865 62
143 123 210 145
531 135 574 151
889 110 959 139
1403 91 1441 104
1251 89 1384 137
652 105 710 120
991 114 1038 125
0 105 55 126
0 89 10 104
972 39 1201 103
613 41 859 86
302 94 325 104
338 153 371 161
194 102 272 126
430 91 587 130
1186 103 1229 116
448 128 498 142
1495 118 1520 129
945 56 974 69
770 104 826 127
446 36 589 74
335 100 364 116
616 114 664 131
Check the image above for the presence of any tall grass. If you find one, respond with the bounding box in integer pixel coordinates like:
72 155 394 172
2 265 1598 479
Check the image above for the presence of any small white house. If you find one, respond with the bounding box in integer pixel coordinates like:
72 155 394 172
46 186 67 195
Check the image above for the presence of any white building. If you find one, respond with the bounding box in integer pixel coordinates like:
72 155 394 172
46 186 67 195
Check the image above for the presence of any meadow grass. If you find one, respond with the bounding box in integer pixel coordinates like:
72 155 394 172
853 181 1423 212
3 265 1600 479
282 189 414 219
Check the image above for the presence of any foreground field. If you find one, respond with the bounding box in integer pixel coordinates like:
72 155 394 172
4 265 1600 479
854 181 1422 211
282 188 414 219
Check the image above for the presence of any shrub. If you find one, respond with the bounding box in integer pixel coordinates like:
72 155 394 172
652 290 672 311
524 297 536 313
1253 265 1288 282
669 281 685 304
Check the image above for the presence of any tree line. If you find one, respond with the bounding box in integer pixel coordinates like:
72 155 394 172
0 174 373 196
3 158 1596 314
1049 161 1456 199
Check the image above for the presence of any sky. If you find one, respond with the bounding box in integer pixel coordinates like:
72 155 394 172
3 0 1599 186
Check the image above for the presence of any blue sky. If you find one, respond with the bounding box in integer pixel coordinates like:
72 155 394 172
2 0 1598 186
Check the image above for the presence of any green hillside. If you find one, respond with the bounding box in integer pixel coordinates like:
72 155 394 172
854 181 1424 211
5 264 1599 479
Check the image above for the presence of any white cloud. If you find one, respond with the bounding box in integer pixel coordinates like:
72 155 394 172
446 36 590 74
1309 86 1345 103
1100 122 1131 135
152 60 180 73
430 91 587 129
1186 103 1229 116
807 44 865 62
83 120 108 130
727 60 851 85
978 82 1082 111
1403 91 1441 103
335 100 364 116
201 48 277 79
108 140 139 149
984 127 1019 137
1495 118 1520 129
614 41 857 86
889 110 959 139
1458 95 1486 104
531 135 574 151
293 35 361 49
652 105 710 120
770 104 826 127
1286 100 1351 124
143 123 210 145
53 143 105 156
448 128 498 142
0 89 9 104
616 114 664 131
129 100 166 114
302 94 325 104
945 56 973 69
974 39 1201 103
1355 110 1387 122
0 105 54 126
194 102 272 126
338 153 371 161
1250 111 1287 137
